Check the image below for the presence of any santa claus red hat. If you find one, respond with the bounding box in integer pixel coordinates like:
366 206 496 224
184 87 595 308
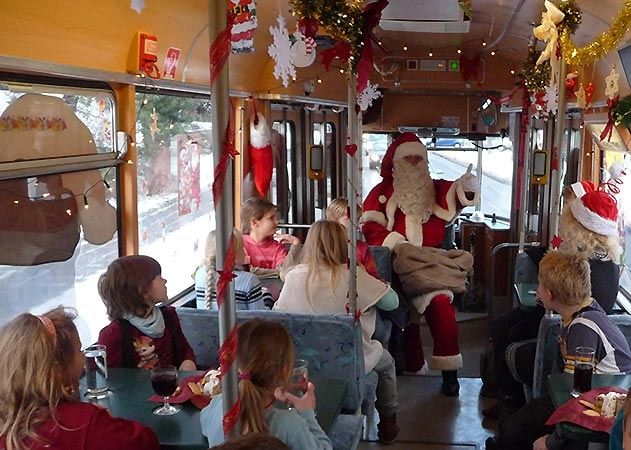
570 190 619 236
379 132 426 178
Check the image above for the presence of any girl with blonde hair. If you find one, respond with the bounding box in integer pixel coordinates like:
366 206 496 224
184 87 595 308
0 307 159 450
194 229 272 310
274 220 401 444
200 318 331 449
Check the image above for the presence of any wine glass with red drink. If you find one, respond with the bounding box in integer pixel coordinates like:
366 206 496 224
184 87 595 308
151 365 180 415
289 359 308 397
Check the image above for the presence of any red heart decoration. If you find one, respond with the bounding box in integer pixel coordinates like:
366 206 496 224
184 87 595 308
585 82 595 106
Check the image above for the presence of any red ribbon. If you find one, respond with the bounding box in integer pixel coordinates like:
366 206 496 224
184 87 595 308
209 13 235 87
222 399 241 436
599 95 620 142
356 0 389 94
551 146 558 171
320 42 352 70
212 116 239 205
215 235 237 309
345 144 358 156
219 325 239 376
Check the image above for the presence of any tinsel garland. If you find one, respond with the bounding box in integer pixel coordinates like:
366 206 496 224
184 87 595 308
522 47 551 93
560 0 631 65
612 94 631 128
290 0 364 68
558 0 581 34
458 0 473 18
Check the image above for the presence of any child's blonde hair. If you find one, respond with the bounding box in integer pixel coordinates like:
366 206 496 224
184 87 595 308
539 250 591 306
241 198 276 234
302 220 348 301
0 307 79 450
98 255 162 320
559 194 621 262
325 197 362 222
237 319 294 434
203 229 244 307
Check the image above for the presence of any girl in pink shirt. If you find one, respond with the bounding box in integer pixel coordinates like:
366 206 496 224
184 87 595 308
241 197 301 279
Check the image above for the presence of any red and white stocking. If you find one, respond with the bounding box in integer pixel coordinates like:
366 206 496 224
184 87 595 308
249 112 273 198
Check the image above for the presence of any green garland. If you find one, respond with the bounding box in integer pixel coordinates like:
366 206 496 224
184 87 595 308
290 0 364 69
522 46 551 93
558 0 582 35
612 94 631 128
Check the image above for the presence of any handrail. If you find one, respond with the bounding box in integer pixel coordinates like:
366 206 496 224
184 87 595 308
487 242 541 320
277 223 312 229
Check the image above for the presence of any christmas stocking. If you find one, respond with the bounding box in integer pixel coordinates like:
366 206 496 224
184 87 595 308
249 112 273 198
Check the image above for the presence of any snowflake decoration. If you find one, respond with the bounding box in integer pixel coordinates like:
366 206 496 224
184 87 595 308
545 84 558 116
604 66 620 99
357 81 381 112
268 15 296 87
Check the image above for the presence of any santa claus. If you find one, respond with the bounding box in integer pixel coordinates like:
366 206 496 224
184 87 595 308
361 132 480 396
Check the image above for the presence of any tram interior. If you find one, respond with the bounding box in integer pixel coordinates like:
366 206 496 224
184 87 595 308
1 0 631 449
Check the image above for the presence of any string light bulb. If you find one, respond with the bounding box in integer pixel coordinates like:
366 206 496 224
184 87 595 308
103 179 113 192
317 77 322 84
490 50 496 56
66 209 72 215
457 47 462 54
482 40 487 47
83 195 89 209
428 49 434 57
403 45 408 51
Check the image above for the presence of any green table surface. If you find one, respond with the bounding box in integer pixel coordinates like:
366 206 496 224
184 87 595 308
513 283 538 308
81 368 348 450
547 372 631 443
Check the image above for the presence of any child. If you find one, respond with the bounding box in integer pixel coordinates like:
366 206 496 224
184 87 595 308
486 251 631 450
325 197 379 279
240 197 301 279
97 255 197 371
200 318 332 450
0 307 159 450
195 229 272 310
274 220 401 444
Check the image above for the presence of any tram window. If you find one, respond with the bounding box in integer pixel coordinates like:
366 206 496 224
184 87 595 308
0 85 116 159
0 169 118 347
135 91 214 296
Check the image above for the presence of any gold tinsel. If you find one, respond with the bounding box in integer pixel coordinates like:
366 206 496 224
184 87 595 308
560 0 631 66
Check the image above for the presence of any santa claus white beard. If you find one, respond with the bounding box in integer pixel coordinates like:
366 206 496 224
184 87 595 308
392 158 436 223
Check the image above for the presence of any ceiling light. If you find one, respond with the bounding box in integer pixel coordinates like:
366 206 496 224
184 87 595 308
428 49 433 57
403 45 408 51
482 40 487 47
490 50 496 56
457 47 462 54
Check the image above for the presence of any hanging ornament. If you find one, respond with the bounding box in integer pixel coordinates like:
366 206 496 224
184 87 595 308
149 108 160 138
584 82 595 106
357 81 381 112
291 29 317 68
565 72 578 99
249 112 273 198
229 0 257 54
130 0 145 13
268 15 296 87
298 16 319 40
575 84 587 108
604 66 620 100
545 83 558 116
522 46 551 93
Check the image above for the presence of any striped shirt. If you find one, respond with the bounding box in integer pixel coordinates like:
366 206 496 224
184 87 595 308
560 300 631 374
194 267 272 310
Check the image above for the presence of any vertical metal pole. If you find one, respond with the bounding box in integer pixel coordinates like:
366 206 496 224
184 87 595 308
347 74 357 312
209 1 238 438
475 141 483 212
518 122 532 251
548 58 567 243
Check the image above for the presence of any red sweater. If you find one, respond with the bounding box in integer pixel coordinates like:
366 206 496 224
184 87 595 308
1 402 159 450
97 306 196 369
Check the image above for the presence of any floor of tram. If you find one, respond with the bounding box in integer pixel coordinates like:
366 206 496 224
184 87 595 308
358 312 498 449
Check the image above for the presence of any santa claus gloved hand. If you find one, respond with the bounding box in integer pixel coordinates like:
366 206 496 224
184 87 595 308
458 164 480 192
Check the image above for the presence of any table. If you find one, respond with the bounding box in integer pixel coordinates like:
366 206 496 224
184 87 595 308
513 283 538 308
81 368 347 449
547 372 631 443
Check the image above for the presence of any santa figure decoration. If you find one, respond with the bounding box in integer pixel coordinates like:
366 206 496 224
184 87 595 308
361 132 480 396
249 112 274 198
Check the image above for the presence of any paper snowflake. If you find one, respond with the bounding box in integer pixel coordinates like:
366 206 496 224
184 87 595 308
605 66 620 99
545 84 558 116
357 81 381 112
268 15 296 87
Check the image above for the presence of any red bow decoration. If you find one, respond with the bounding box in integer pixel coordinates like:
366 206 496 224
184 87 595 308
459 55 481 84
209 12 235 86
320 42 352 71
551 234 563 249
600 95 620 142
356 0 389 94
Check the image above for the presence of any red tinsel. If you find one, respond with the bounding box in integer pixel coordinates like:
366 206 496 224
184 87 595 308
212 119 239 205
209 12 235 86
215 235 237 309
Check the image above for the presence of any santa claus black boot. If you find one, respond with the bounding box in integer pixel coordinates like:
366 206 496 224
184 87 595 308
441 370 460 396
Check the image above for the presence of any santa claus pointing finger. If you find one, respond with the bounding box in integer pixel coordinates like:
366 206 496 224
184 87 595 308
361 132 480 396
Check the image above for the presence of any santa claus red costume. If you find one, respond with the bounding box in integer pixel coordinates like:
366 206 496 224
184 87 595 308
361 132 479 396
